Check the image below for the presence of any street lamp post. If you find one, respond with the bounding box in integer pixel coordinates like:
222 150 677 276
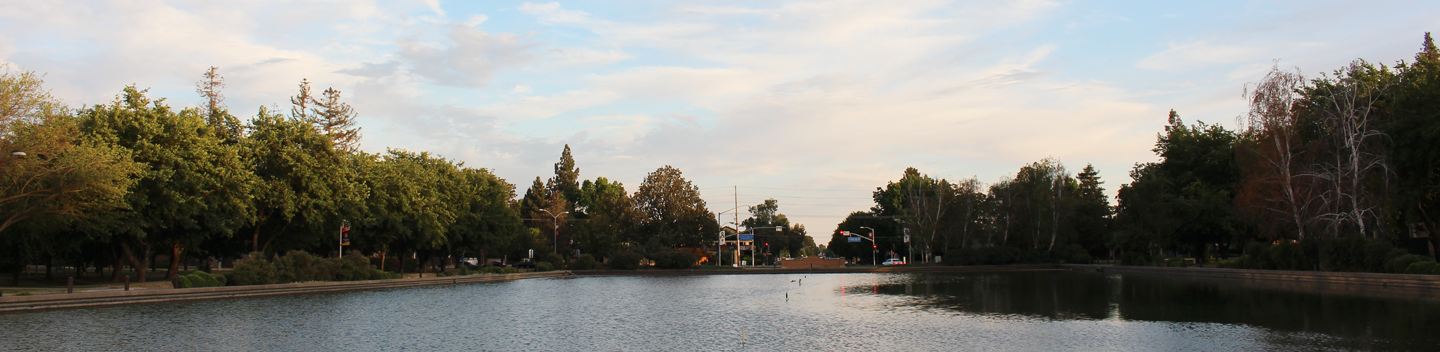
859 226 878 266
538 209 569 254
716 209 741 267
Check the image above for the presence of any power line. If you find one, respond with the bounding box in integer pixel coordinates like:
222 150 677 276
738 186 873 192
769 203 873 207
734 194 872 199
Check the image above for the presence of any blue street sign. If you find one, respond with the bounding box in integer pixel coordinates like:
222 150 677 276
848 236 862 243
739 234 754 241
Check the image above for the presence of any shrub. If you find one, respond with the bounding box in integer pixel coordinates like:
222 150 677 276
229 251 392 286
650 250 699 269
1320 236 1407 272
275 251 340 283
544 253 567 270
945 246 1023 266
1118 251 1149 266
610 251 644 270
536 262 555 272
175 271 225 288
335 251 378 281
502 267 517 274
1239 237 1407 273
230 252 278 285
483 266 504 274
1054 244 1093 264
570 254 599 270
1405 261 1440 275
1386 254 1433 274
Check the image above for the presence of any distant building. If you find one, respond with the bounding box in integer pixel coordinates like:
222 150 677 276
780 257 844 269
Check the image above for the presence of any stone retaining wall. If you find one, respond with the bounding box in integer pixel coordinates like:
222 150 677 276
0 271 573 312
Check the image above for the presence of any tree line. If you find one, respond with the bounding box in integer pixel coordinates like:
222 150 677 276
831 34 1440 272
0 66 728 284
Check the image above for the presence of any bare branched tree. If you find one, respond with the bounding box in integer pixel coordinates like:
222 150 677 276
313 87 362 151
290 78 314 122
1241 63 1316 239
1309 60 1394 238
195 67 242 139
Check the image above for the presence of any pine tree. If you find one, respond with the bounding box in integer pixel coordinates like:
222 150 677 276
548 144 581 203
1077 164 1105 201
194 66 241 140
290 78 313 122
313 87 361 152
1421 32 1439 63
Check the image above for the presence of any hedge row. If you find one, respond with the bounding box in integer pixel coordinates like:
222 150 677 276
1229 236 1437 274
226 250 399 286
943 244 1094 266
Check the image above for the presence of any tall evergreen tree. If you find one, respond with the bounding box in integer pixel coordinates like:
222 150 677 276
1073 164 1112 257
194 66 242 141
289 79 314 122
312 87 361 152
548 144 580 203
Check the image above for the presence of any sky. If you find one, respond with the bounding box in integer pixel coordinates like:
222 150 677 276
3 0 1437 241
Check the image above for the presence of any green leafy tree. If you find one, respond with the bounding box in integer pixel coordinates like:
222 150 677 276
80 86 254 280
1115 110 1240 263
633 165 717 247
0 68 140 284
519 176 567 253
873 167 957 261
1387 33 1440 253
443 166 523 266
356 150 456 273
243 107 362 255
828 211 902 264
571 177 636 258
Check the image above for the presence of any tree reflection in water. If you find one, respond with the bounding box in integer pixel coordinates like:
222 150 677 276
863 270 1440 349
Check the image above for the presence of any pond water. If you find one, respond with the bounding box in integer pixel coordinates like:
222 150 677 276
2 269 1438 351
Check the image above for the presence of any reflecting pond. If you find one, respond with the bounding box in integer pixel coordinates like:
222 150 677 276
2 269 1438 351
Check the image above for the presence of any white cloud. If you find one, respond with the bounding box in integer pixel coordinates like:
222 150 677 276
421 0 445 17
464 14 489 27
397 25 537 88
1137 41 1261 71
7 0 1432 235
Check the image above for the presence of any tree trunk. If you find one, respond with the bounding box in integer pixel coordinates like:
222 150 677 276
252 226 262 253
165 241 183 280
9 260 20 286
119 242 150 282
44 255 53 280
111 246 124 282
